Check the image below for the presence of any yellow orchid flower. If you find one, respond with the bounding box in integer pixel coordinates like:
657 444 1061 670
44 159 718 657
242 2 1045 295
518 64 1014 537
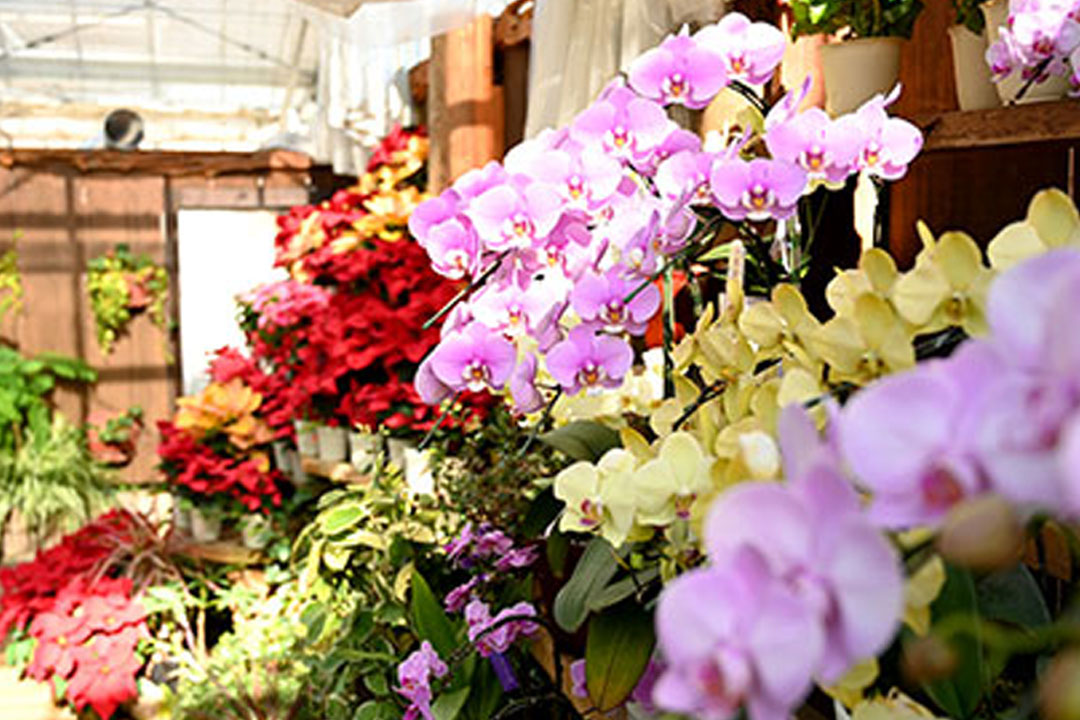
849 690 942 720
738 284 821 365
891 224 991 337
903 555 946 636
826 248 900 318
554 448 639 547
630 432 715 526
812 293 915 386
824 658 880 710
712 416 781 487
988 188 1080 270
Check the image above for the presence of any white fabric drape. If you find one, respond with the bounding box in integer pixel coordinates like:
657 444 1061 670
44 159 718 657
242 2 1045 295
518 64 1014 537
525 0 726 138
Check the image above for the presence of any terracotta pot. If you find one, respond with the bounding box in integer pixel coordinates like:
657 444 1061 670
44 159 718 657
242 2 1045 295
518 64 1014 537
124 273 151 310
983 0 1070 103
948 25 1000 110
820 37 903 116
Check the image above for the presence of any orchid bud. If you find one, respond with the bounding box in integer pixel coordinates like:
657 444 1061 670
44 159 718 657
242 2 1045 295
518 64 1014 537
1040 650 1080 720
936 494 1024 572
902 634 958 685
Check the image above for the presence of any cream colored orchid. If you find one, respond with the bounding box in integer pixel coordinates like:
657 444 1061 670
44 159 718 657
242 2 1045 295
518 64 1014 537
826 248 900 318
738 283 821 366
631 432 715 526
987 188 1080 270
903 555 946 636
891 224 991 337
812 293 915 386
554 448 639 547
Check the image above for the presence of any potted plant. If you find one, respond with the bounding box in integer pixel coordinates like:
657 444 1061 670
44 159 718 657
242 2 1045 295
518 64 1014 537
949 0 1000 109
87 243 169 355
315 420 349 463
983 0 1072 103
790 0 924 114
87 406 144 467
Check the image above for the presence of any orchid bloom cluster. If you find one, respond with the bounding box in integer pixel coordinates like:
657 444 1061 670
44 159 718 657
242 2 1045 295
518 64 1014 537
396 640 449 720
412 12 922 417
986 0 1080 91
442 522 538 613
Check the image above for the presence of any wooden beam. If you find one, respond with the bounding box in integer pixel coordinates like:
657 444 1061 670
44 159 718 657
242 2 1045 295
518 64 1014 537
917 100 1080 152
428 15 503 192
0 148 313 177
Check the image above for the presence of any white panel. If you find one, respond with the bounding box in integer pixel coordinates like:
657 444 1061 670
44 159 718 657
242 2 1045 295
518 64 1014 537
177 209 286 395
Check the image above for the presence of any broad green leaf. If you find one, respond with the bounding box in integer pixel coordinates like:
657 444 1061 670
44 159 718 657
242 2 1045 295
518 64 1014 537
585 601 656 712
553 538 622 632
540 420 620 463
588 567 659 613
922 564 985 719
977 564 1050 628
410 569 458 657
432 687 471 720
320 502 367 535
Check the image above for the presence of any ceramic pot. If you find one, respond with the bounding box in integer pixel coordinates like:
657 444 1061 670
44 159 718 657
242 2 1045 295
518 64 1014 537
387 438 412 471
403 446 435 495
240 514 271 549
189 507 222 543
948 25 1001 110
316 424 349 463
350 431 381 471
982 0 1069 103
293 420 319 457
820 37 903 115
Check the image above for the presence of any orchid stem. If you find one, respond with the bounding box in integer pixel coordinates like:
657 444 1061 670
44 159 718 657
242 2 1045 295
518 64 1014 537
517 388 562 459
727 79 769 116
418 391 462 451
422 251 510 330
672 380 726 431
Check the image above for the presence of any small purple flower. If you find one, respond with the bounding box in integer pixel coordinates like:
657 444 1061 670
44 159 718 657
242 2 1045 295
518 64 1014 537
545 326 634 395
571 268 661 336
765 108 864 185
570 659 588 699
396 641 449 720
445 522 478 564
474 527 515 557
571 83 675 165
494 545 539 572
510 354 545 414
628 27 728 109
444 577 481 613
694 13 787 86
710 157 807 221
466 178 565 252
853 92 923 181
465 600 539 657
421 218 481 280
429 322 517 393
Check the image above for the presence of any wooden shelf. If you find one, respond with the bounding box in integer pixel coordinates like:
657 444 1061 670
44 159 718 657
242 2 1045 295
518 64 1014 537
918 100 1080 152
175 540 263 566
0 148 312 177
300 456 371 485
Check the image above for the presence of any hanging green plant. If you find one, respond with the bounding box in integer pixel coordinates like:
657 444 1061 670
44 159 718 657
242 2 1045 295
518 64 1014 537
87 244 169 354
0 232 23 324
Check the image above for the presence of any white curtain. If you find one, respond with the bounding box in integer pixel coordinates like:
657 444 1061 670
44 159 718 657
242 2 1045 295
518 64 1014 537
525 0 726 138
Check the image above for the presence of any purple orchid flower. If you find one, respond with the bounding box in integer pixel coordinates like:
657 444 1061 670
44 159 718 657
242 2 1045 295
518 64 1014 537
444 577 481 613
765 108 864 186
494 545 539 571
474 527 515 557
545 326 634 395
642 127 705 178
465 600 539 657
453 160 510 204
466 178 565 252
415 354 454 406
656 149 717 204
653 548 824 720
409 190 461 246
628 27 728 109
694 13 787 86
421 217 481 280
571 268 661 336
445 522 478 564
395 641 449 720
525 143 625 212
510 354 545 414
853 91 924 181
471 279 556 340
429 321 517 393
710 157 807 221
571 82 675 166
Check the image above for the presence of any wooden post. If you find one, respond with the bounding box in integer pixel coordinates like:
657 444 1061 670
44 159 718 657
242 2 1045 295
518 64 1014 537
428 16 504 192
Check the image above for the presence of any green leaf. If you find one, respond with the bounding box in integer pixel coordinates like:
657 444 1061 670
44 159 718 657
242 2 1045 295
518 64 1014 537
432 686 471 720
410 569 458 657
922 564 986 719
588 567 659 613
553 538 622 633
976 564 1051 628
319 502 367 535
539 420 620 462
461 660 503 720
585 601 656 712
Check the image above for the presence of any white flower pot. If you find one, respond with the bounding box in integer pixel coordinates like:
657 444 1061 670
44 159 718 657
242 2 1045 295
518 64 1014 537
294 420 319 457
289 451 311 487
316 424 349 463
387 438 412 471
948 25 1001 110
983 0 1070 103
240 514 271 549
350 431 381 471
190 507 222 543
271 440 291 472
821 37 903 116
403 446 435 496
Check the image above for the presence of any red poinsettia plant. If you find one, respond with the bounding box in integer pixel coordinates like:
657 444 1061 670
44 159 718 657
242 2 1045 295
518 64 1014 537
239 126 491 435
0 511 150 720
157 348 285 511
